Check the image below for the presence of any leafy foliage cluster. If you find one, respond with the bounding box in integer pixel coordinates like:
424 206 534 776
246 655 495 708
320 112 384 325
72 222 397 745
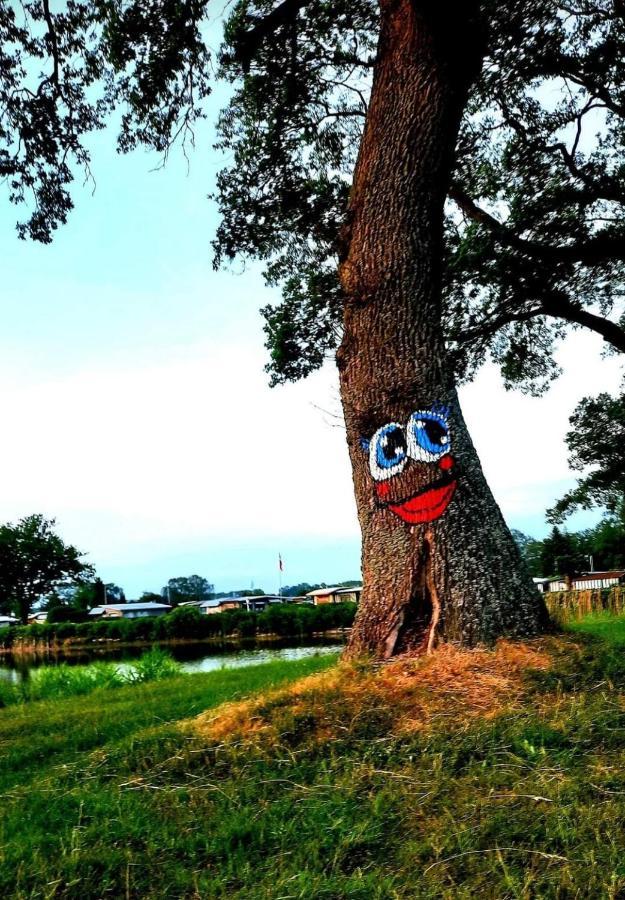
550 389 625 521
214 0 376 382
0 0 211 242
447 0 625 392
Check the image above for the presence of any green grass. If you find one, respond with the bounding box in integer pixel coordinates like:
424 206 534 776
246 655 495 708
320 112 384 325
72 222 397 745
0 648 184 708
566 610 625 645
5 625 625 897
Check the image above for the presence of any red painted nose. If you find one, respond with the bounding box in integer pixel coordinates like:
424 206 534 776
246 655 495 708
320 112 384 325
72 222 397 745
439 454 454 471
376 481 391 498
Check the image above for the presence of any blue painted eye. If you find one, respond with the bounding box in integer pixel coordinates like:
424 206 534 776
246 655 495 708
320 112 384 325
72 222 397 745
369 422 407 481
407 409 451 462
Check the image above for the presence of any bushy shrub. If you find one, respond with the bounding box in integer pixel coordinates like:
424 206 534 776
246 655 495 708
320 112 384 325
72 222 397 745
129 617 158 642
313 602 356 630
162 605 205 639
293 604 318 637
258 604 299 637
13 625 34 644
0 626 14 649
54 622 78 640
103 619 134 642
47 607 90 624
0 679 16 707
224 610 257 638
1 599 358 648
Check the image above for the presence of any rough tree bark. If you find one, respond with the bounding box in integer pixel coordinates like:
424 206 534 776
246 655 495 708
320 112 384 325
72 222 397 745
338 0 549 658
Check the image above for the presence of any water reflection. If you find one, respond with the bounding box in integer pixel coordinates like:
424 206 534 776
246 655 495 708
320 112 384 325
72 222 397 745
0 639 345 683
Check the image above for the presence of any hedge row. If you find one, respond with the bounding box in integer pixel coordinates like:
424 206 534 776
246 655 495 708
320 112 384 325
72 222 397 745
0 602 357 649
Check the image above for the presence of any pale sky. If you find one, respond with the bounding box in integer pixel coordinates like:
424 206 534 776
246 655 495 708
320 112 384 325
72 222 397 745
0 99 622 597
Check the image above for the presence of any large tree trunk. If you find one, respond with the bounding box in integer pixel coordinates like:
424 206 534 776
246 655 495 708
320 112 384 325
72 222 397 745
338 0 549 658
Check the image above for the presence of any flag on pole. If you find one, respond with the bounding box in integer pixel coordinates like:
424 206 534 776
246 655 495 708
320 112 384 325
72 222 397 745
278 553 284 572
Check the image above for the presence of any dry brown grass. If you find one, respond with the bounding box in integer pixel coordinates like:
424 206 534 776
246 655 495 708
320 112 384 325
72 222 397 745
188 636 566 749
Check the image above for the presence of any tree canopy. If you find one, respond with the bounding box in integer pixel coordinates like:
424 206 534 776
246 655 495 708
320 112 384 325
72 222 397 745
548 389 625 523
2 0 624 390
0 514 93 623
161 574 215 605
446 0 625 392
216 0 625 389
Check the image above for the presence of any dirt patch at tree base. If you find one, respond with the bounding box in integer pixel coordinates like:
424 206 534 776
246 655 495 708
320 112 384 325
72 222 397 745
188 636 570 749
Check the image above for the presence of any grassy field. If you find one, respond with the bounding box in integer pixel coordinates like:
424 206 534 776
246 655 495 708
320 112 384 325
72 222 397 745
4 619 625 898
567 609 625 645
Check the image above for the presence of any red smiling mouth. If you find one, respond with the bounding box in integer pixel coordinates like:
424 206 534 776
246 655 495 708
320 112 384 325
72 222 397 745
386 478 457 524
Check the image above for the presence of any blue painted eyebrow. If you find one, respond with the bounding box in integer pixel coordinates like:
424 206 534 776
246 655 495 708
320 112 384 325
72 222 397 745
430 402 450 419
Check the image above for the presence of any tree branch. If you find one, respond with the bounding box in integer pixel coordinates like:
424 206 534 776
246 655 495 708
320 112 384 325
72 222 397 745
547 140 625 204
41 0 61 94
541 292 625 354
231 0 312 68
453 290 625 356
449 183 625 265
455 306 542 344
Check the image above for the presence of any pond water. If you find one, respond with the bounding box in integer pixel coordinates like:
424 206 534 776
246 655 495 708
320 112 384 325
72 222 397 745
0 639 345 684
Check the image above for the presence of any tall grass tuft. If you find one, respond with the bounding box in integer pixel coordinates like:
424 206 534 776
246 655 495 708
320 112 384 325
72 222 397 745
29 662 124 700
124 647 182 683
0 648 182 707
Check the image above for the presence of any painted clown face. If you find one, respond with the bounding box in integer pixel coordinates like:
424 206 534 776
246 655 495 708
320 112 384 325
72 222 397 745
363 404 457 524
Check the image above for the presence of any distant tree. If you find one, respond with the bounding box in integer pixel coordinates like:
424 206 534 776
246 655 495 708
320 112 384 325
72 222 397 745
511 531 544 578
549 392 625 526
43 577 112 613
280 583 325 598
67 577 120 612
94 578 107 606
540 527 585 581
47 605 89 624
588 518 625 570
72 582 97 612
140 591 163 604
104 583 126 603
0 515 93 624
161 575 214 606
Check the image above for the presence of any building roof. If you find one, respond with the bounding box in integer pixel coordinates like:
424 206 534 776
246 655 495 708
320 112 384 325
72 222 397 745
198 598 247 608
574 570 625 581
89 602 172 615
198 595 288 609
306 585 363 597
